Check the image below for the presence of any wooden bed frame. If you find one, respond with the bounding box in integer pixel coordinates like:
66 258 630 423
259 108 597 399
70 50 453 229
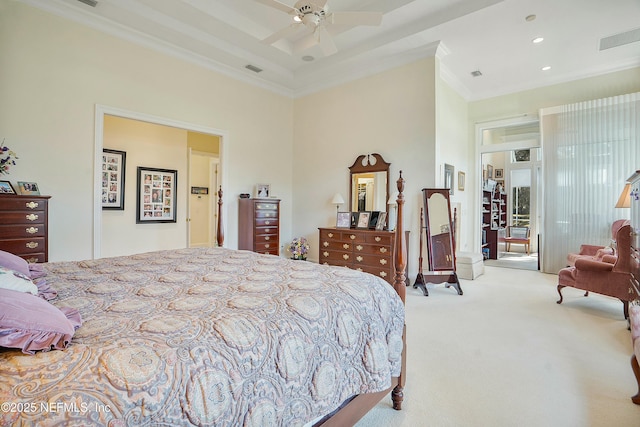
216 172 407 425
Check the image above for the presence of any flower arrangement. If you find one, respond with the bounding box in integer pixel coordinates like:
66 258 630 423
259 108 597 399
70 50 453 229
0 139 18 175
288 237 310 260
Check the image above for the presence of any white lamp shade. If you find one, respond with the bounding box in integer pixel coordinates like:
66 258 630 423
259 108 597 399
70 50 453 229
331 193 345 205
387 192 399 206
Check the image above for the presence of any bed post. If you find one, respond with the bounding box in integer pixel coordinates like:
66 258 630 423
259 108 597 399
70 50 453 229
392 171 406 410
217 185 224 247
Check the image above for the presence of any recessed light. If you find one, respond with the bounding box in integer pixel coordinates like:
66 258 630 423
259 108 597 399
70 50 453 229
302 55 315 62
471 70 483 77
542 66 551 71
525 14 536 22
532 37 544 44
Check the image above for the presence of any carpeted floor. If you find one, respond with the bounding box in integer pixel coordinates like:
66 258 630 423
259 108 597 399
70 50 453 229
356 265 640 426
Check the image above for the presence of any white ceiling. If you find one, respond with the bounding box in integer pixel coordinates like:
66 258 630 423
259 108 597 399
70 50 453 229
24 0 640 100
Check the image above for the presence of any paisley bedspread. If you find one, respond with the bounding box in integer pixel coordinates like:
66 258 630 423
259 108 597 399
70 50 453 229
0 247 404 426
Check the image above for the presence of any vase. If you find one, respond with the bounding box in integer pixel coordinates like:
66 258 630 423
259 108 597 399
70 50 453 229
292 254 306 261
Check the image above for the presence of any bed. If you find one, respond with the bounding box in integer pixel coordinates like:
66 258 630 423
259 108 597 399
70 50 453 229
0 175 408 426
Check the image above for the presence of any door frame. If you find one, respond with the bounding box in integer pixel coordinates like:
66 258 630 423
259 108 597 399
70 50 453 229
187 149 220 248
93 104 228 259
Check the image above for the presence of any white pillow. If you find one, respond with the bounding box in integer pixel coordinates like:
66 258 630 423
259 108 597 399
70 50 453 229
0 266 38 295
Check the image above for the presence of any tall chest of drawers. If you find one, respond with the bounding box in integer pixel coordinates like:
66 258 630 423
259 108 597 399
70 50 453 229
0 195 51 262
318 227 408 285
238 198 280 255
629 171 640 300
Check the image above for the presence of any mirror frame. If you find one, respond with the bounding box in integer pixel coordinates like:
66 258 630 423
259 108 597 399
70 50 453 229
349 153 391 222
423 189 456 271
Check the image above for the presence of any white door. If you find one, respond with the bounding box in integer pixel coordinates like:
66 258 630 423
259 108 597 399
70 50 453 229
188 150 219 248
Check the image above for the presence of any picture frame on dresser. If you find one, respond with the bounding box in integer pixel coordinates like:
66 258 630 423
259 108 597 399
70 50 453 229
102 149 126 210
368 211 380 229
336 211 351 228
375 212 387 230
0 180 16 194
356 211 370 229
255 184 270 198
17 181 40 195
136 167 177 223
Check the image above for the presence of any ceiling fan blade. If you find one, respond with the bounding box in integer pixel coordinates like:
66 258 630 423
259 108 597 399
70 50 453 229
254 0 297 14
316 26 337 56
293 32 319 54
262 23 302 45
329 11 383 27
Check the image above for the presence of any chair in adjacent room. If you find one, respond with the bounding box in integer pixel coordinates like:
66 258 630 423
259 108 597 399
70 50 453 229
503 226 531 255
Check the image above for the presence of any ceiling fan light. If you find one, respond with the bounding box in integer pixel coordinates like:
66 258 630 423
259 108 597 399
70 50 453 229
293 15 302 22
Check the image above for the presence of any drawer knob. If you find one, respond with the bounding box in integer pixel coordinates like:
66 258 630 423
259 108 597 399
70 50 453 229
26 227 38 234
379 259 388 265
328 233 334 238
375 236 381 242
265 228 271 233
265 221 271 225
356 256 363 262
26 257 38 263
343 254 349 260
356 245 363 251
26 214 39 221
350 235 356 240
323 251 329 257
380 271 387 277
265 236 270 240
323 241 329 247
342 243 350 249
379 247 388 253
25 202 39 209
265 244 270 248
26 242 39 249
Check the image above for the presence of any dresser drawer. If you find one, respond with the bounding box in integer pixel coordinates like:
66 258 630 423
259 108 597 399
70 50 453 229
353 265 393 282
0 237 46 254
0 211 46 224
320 239 353 251
352 252 392 268
0 198 47 211
365 233 393 245
254 240 278 252
0 224 46 239
256 225 278 236
319 249 352 264
255 202 279 211
353 243 391 256
255 210 278 219
255 218 278 227
255 234 278 244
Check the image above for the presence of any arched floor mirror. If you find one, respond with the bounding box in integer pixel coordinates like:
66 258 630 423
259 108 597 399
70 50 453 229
414 188 463 296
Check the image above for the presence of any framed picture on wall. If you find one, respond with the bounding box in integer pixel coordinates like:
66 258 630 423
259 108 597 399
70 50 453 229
136 166 177 223
495 168 504 178
487 164 494 179
102 149 126 210
444 163 455 195
458 171 465 191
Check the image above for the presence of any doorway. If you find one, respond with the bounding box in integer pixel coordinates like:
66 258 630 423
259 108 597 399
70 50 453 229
476 117 541 271
94 105 228 259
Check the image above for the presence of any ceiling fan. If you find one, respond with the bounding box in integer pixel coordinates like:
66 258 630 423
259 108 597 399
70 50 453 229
256 0 383 56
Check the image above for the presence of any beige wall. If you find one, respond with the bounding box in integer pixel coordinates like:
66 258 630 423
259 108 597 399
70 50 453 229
0 2 293 261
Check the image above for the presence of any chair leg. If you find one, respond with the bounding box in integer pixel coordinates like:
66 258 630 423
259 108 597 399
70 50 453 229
557 285 565 304
632 354 640 405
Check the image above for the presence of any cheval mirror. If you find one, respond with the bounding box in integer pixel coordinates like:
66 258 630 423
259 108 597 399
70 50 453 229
414 188 463 296
349 153 390 227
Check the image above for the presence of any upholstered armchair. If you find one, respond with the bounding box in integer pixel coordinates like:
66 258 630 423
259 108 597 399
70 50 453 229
557 224 636 319
566 219 628 267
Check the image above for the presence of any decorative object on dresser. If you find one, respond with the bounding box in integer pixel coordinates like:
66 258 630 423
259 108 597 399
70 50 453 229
136 166 177 223
16 181 40 196
414 188 462 296
0 180 16 194
238 197 280 255
331 192 344 214
101 149 126 210
0 195 51 262
255 183 270 198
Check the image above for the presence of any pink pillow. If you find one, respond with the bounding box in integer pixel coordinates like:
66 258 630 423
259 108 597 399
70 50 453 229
0 289 82 354
0 249 30 277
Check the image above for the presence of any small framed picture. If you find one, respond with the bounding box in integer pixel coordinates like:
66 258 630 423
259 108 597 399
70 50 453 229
256 184 270 198
495 168 504 179
487 164 493 179
350 212 359 228
356 211 370 229
336 211 351 228
444 163 455 195
102 149 126 210
17 181 40 195
191 186 209 195
368 211 380 229
458 171 465 191
0 180 16 194
375 212 387 230
136 167 177 224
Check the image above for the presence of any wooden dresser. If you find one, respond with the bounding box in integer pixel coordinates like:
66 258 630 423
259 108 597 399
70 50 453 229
0 195 51 262
318 227 408 285
238 198 280 255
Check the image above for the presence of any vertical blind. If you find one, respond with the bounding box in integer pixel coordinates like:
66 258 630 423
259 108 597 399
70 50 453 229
541 92 639 274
